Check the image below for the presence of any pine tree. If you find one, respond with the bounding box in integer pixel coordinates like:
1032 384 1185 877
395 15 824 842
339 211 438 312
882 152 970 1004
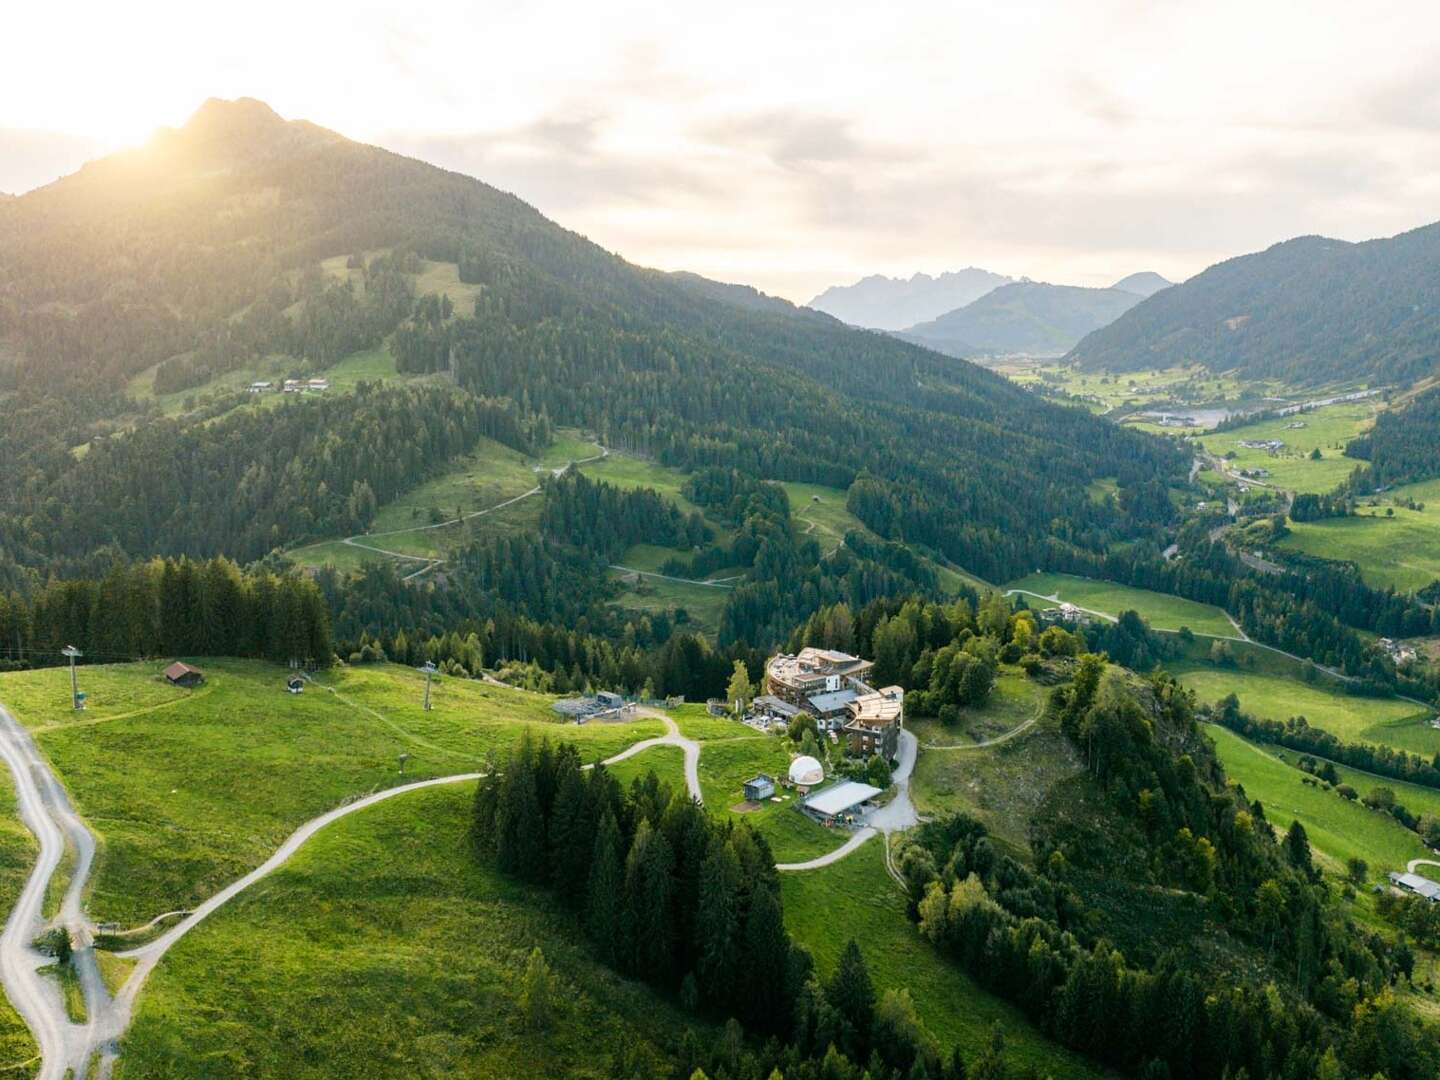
827 939 877 1062
585 811 624 963
695 838 742 1006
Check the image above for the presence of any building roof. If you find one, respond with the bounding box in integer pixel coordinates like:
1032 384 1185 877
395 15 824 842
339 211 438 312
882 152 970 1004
744 773 775 790
809 688 858 714
164 661 202 681
788 755 824 786
848 688 903 726
752 695 800 717
1391 871 1440 900
805 781 883 817
768 648 873 687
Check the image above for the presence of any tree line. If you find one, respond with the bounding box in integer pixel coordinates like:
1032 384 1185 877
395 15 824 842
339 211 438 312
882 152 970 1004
0 557 330 669
469 733 975 1080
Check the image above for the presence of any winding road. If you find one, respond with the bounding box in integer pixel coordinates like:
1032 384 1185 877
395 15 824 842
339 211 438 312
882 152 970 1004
0 691 900 1075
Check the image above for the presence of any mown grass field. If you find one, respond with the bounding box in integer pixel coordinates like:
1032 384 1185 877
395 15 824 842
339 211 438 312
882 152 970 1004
119 783 706 1079
781 839 1104 1079
1206 725 1427 876
1172 662 1436 754
1003 572 1236 637
1001 363 1259 416
908 667 1047 747
1280 477 1440 593
0 660 662 926
1197 401 1377 494
694 735 837 862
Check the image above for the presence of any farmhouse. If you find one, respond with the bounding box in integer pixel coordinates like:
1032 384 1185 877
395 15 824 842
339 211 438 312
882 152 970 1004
163 662 204 688
248 381 273 393
743 774 776 802
1389 871 1440 902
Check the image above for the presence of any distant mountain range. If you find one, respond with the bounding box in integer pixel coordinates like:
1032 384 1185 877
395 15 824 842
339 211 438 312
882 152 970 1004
1109 271 1173 298
806 268 1014 330
899 280 1158 358
1068 223 1440 384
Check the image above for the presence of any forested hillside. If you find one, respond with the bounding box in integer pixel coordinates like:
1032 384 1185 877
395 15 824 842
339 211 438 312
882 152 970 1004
1068 223 1440 384
901 281 1144 358
0 97 1184 596
1343 383 1440 492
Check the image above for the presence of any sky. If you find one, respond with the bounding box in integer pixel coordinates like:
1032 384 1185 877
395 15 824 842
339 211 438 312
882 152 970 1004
5 0 1440 301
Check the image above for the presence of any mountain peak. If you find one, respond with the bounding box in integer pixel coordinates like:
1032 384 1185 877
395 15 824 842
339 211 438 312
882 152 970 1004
183 97 286 138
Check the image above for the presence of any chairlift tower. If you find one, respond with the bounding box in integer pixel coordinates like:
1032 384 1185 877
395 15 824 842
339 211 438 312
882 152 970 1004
419 661 438 711
61 645 83 710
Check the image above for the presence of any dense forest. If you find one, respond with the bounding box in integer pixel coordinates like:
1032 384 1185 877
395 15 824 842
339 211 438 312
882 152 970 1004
0 96 1185 600
1343 384 1440 492
1068 223 1440 384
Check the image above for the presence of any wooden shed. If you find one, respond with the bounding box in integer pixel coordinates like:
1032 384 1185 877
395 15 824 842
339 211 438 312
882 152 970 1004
163 662 204 688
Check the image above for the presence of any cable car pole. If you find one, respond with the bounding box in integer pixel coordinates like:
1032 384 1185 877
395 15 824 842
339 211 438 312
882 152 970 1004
61 645 83 710
419 661 437 711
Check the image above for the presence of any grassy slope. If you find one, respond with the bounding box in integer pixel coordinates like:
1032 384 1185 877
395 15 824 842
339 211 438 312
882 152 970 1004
781 840 1104 1079
1281 477 1440 593
908 667 1047 747
1197 401 1376 494
0 660 661 925
118 784 704 1079
1171 662 1436 754
1206 725 1426 876
909 710 1085 856
1004 572 1236 637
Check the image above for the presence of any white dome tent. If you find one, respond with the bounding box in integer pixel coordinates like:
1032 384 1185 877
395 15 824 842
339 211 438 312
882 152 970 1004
788 755 824 788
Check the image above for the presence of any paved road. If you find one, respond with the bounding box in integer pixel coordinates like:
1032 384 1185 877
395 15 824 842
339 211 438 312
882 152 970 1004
776 726 919 871
775 827 876 871
0 703 120 1080
595 713 703 803
1407 858 1440 876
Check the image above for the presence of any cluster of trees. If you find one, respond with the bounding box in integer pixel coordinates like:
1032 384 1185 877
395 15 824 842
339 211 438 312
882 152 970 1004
0 557 330 669
5 384 536 572
897 666 1433 1078
682 468 790 525
1290 492 1353 521
1062 534 1435 682
540 470 708 559
1345 384 1440 492
470 735 960 1078
1209 694 1440 793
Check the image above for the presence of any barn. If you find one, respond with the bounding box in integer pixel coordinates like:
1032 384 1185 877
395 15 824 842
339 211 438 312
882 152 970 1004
163 662 204 688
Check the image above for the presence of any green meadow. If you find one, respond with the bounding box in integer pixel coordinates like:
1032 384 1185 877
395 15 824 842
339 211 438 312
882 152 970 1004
1172 662 1436 754
120 784 706 1079
907 667 1047 747
1003 572 1237 637
1198 401 1377 494
1281 477 1440 593
781 840 1103 1079
1206 725 1427 876
0 660 661 926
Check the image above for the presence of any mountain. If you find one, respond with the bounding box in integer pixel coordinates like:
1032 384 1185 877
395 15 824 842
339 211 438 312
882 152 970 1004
1110 270 1173 297
1068 223 1440 383
900 281 1145 358
0 98 1183 592
806 267 1013 329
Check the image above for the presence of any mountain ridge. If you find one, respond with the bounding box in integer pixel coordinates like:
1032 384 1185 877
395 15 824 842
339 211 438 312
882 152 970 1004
900 280 1146 358
806 267 1014 329
1068 222 1440 383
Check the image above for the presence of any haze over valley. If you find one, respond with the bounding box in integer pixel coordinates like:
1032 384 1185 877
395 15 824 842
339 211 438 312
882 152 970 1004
5 5 1440 1078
